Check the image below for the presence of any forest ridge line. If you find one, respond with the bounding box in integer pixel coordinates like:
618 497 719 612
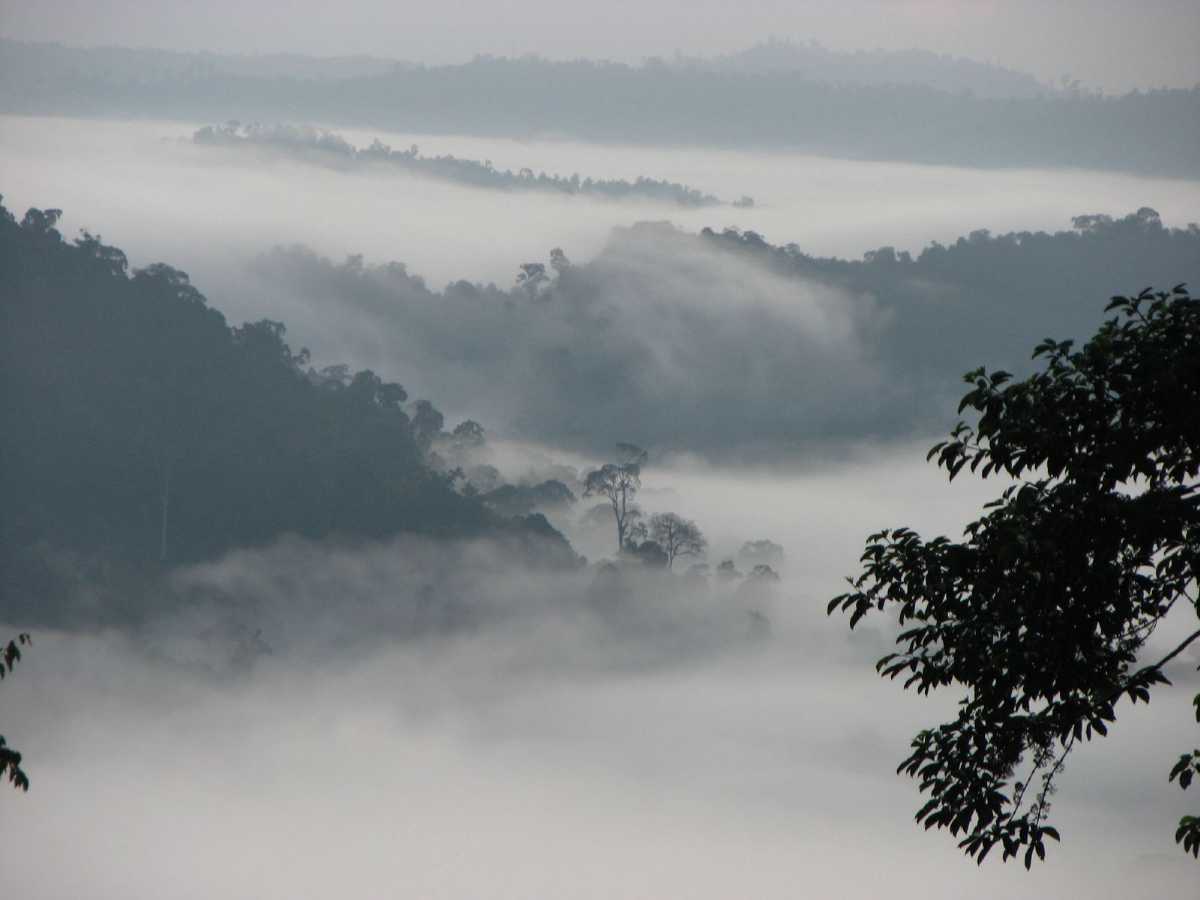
2 38 1198 178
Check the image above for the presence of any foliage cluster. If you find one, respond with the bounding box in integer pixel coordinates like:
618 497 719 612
830 286 1200 862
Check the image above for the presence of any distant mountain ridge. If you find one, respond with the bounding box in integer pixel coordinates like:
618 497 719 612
0 36 1046 96
1 38 1197 178
672 39 1049 99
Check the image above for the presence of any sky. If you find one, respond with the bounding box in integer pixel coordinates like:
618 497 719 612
2 0 1199 92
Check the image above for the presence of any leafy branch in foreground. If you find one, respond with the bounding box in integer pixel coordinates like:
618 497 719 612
1 633 32 791
829 286 1200 865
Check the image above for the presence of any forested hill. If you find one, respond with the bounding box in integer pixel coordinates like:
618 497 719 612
699 207 1200 385
2 40 1197 178
0 199 575 584
242 208 1200 457
193 123 733 206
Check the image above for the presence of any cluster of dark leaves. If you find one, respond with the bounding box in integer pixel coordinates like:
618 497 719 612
1 634 32 792
830 286 1200 864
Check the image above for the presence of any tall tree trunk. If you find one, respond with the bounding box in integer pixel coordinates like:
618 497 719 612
159 456 172 562
615 483 626 554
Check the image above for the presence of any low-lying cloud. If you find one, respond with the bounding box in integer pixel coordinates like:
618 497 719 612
2 520 1196 898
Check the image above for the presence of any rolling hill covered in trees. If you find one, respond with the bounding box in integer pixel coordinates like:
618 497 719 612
243 207 1200 456
0 198 579 595
3 195 1197 625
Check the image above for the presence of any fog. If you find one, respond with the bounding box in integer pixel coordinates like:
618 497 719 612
4 114 1198 292
3 25 1200 888
2 452 1197 898
4 114 1199 455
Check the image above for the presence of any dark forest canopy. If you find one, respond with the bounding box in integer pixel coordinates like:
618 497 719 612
3 39 1198 178
245 208 1200 457
0 198 580 602
193 122 731 207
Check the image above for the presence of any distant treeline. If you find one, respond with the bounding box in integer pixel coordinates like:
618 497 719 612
0 198 578 589
700 207 1200 389
193 122 734 207
3 39 1197 177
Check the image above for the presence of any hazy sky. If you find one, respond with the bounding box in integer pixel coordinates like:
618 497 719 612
2 0 1199 92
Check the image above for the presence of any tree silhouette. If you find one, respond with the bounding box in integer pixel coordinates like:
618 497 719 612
450 419 486 449
649 512 706 569
516 262 549 298
829 286 1200 863
584 443 648 555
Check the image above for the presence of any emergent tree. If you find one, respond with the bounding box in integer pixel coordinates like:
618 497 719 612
584 443 648 555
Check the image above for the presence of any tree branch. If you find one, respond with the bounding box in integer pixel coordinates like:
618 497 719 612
1146 627 1200 675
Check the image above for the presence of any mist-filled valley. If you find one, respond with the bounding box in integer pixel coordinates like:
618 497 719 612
5 461 1198 899
2 9 1200 897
